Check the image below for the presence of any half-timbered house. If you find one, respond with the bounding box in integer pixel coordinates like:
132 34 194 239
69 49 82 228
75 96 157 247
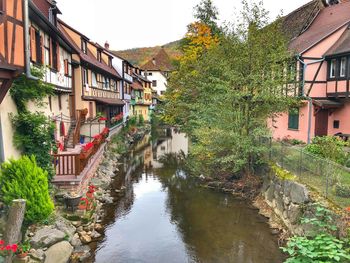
271 0 350 143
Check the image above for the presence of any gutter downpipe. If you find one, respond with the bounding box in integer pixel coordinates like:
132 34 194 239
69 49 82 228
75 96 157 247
23 0 38 80
297 55 325 144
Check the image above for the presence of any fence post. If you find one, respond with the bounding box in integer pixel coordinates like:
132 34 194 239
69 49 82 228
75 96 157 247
280 142 284 169
299 148 303 178
4 199 26 263
325 161 329 197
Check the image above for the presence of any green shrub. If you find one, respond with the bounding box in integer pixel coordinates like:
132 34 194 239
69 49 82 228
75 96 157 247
129 116 137 126
335 183 350 198
138 114 144 126
305 136 348 165
0 156 54 224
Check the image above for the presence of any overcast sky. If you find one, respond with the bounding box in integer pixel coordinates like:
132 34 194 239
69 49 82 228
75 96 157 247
57 0 309 51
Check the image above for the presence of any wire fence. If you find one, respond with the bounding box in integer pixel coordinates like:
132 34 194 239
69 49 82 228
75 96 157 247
269 140 350 208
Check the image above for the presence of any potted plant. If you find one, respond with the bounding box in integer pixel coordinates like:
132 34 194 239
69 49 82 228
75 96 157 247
16 241 30 258
63 192 83 212
80 142 94 159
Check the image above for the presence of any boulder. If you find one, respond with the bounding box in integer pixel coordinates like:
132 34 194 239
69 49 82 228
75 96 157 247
29 248 45 262
44 241 73 263
94 224 103 232
30 227 66 249
90 230 101 239
288 203 301 225
55 216 76 239
290 182 309 204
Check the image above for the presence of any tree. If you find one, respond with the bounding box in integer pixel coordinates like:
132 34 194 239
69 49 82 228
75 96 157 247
161 0 298 177
194 0 219 34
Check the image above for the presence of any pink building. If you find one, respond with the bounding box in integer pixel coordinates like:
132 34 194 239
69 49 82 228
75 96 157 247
271 0 350 143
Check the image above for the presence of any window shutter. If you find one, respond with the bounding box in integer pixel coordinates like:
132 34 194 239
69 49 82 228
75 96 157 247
30 27 37 62
64 59 68 75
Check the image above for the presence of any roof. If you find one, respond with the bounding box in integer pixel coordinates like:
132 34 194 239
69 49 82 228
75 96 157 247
325 25 350 56
86 97 125 106
142 48 174 72
313 99 343 108
289 1 350 53
32 0 62 19
281 0 323 42
58 21 121 79
131 81 144 90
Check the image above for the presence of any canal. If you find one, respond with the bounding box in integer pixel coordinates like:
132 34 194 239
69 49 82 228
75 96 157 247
91 128 284 263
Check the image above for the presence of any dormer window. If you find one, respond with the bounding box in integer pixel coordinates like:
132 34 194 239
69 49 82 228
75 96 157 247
49 8 57 25
108 57 112 67
340 57 347 77
82 40 87 54
330 59 336 78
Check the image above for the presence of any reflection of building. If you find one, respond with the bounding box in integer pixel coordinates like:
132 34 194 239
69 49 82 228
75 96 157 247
150 128 189 169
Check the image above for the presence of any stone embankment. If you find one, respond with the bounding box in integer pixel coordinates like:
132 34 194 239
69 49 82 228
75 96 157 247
18 125 150 263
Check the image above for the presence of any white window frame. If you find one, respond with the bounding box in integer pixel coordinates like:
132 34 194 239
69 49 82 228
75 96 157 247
330 59 336 78
92 72 97 87
340 57 347 77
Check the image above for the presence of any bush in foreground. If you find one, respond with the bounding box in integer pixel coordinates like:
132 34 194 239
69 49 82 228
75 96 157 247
0 155 54 224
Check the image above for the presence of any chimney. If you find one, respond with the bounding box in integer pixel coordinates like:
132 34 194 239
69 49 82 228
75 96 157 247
105 41 110 50
152 58 156 65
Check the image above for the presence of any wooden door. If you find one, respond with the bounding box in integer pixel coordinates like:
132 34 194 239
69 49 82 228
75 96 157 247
69 95 75 119
315 109 329 136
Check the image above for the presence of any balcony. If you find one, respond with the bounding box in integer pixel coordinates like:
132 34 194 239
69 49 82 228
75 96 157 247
124 73 133 83
84 86 120 100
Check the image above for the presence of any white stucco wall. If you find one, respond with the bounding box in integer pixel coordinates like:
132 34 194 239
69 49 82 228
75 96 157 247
145 71 168 96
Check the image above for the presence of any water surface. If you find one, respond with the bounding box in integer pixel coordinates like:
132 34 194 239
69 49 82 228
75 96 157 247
93 129 284 263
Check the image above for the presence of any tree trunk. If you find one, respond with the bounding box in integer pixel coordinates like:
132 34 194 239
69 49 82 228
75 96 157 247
4 199 26 263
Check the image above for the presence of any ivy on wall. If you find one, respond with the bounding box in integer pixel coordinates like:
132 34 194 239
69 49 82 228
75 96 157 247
9 67 56 180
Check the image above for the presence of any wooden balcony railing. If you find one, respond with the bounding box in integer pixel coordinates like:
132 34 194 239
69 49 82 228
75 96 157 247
53 153 80 176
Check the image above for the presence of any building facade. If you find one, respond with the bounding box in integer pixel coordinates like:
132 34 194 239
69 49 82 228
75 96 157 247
271 0 350 143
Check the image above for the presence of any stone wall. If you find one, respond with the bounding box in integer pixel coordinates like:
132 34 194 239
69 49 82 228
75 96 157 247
261 171 311 235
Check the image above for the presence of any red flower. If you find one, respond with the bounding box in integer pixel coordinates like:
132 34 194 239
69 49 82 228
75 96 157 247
0 240 4 245
11 244 17 253
82 142 94 152
99 117 107 121
5 245 11 251
345 207 350 213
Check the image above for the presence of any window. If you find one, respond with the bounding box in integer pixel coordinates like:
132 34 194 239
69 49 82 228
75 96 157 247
330 59 336 78
152 80 157 87
58 94 62 111
105 78 110 89
288 108 299 130
334 120 340 129
81 40 87 54
340 57 347 77
44 35 50 66
52 41 58 70
148 72 153 76
82 68 88 86
92 72 97 87
0 0 4 12
35 30 42 64
48 96 52 111
108 57 112 67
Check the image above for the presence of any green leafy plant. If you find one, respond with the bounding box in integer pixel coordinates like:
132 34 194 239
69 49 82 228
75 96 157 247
0 156 54 225
16 241 30 255
10 66 55 179
305 136 348 165
282 205 350 263
11 112 55 180
335 183 350 198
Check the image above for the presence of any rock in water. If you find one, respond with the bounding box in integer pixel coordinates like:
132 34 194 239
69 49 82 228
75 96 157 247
44 241 73 263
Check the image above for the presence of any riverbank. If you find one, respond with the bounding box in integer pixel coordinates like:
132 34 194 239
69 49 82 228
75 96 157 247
15 123 151 263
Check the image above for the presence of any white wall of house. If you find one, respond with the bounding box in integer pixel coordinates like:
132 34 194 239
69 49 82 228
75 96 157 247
145 71 168 96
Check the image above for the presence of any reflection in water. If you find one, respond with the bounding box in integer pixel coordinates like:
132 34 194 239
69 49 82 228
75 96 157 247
93 128 284 263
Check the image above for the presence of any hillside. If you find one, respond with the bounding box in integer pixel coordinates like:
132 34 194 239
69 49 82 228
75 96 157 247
113 40 183 67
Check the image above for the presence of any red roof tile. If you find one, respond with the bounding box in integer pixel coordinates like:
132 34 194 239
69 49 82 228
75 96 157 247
289 1 350 53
